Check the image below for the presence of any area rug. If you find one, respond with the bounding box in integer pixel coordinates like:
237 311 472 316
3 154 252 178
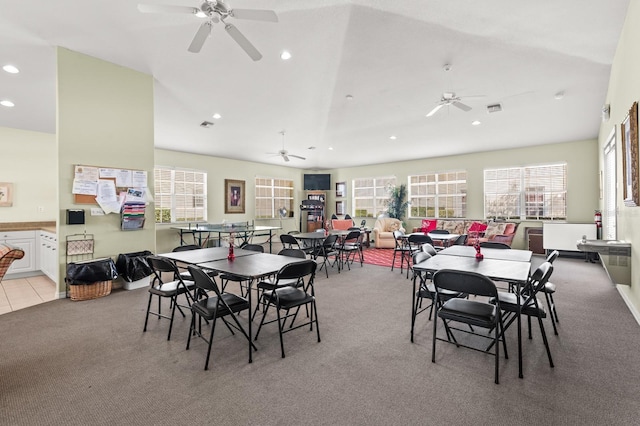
361 248 405 268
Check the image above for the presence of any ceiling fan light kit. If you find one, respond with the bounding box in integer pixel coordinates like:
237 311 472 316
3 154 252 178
138 0 278 61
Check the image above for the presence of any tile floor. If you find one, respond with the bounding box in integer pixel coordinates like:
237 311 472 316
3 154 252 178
0 275 57 315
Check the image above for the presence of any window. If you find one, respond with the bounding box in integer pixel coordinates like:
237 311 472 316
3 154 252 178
352 176 396 217
484 163 567 220
604 131 617 240
154 167 207 223
409 170 467 218
255 177 294 219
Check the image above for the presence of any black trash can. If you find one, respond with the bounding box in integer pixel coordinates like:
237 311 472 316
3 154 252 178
65 257 118 300
116 250 153 285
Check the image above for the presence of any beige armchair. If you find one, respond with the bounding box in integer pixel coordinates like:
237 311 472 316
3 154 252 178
373 218 405 248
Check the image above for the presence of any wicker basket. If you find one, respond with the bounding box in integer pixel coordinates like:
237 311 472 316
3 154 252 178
68 280 112 301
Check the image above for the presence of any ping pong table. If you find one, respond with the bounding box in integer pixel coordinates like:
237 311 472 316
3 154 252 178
172 223 281 253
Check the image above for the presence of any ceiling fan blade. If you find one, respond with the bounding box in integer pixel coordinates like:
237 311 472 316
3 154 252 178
282 154 290 162
225 23 262 61
231 8 279 22
188 21 212 53
452 101 472 112
138 4 199 14
426 104 444 117
288 154 306 160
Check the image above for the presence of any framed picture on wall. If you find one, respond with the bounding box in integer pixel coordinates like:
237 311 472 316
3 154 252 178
336 201 345 215
225 179 245 213
336 182 346 198
0 182 13 207
621 102 639 207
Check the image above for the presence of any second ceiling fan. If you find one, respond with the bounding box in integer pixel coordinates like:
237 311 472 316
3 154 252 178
137 0 278 61
426 64 480 117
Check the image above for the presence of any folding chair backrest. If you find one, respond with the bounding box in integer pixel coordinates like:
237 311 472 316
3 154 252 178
453 234 468 245
421 243 437 256
412 251 431 266
322 234 339 248
243 244 264 253
188 265 222 296
430 229 450 234
172 244 201 252
280 234 300 248
480 242 511 249
408 234 433 247
528 262 553 294
278 248 306 259
148 256 178 275
545 250 559 264
276 259 316 281
344 230 362 243
433 269 498 299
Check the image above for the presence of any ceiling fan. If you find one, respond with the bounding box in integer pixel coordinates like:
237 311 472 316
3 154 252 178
426 64 480 117
269 131 306 162
137 1 278 61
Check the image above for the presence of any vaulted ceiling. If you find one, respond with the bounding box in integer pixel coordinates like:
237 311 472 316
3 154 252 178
0 0 630 168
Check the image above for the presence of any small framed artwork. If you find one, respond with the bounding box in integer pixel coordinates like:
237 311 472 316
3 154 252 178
622 102 639 207
0 182 13 207
336 201 345 215
336 182 346 198
225 179 245 214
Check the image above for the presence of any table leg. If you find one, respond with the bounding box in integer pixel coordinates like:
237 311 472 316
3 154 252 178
517 282 523 378
248 277 254 363
411 272 419 343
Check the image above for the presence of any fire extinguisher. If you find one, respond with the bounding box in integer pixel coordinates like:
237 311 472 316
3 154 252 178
594 210 602 228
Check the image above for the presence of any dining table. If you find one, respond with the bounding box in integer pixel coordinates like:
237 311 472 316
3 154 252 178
198 252 310 363
157 246 259 265
412 250 532 379
292 231 327 255
438 245 533 262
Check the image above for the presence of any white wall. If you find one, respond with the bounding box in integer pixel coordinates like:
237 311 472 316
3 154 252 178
0 127 57 222
599 1 640 314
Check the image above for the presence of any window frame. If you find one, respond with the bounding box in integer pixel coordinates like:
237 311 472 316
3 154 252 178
153 166 207 224
254 176 295 219
352 176 396 218
484 163 567 220
408 170 467 218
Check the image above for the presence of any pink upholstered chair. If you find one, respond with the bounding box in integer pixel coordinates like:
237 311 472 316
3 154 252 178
0 244 26 283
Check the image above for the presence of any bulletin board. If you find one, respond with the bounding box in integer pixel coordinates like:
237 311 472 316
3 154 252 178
72 165 148 205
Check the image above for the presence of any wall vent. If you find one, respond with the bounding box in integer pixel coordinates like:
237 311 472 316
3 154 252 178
486 103 502 113
200 121 214 128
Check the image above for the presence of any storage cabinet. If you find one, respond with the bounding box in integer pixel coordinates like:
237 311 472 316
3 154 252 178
1 230 37 276
301 191 326 233
39 230 58 283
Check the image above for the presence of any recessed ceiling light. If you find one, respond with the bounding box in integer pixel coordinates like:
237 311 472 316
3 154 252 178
389 135 397 140
280 51 292 60
328 147 334 151
471 120 481 126
195 11 206 18
345 95 353 100
0 100 15 107
2 65 19 74
554 91 565 100
212 113 221 119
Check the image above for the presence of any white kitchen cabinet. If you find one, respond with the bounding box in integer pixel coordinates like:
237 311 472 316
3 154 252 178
39 230 58 283
1 230 37 276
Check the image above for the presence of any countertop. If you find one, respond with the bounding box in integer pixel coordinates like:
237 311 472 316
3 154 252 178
0 221 57 233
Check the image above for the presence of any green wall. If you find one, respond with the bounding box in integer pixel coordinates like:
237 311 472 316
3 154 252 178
598 0 640 316
57 48 155 294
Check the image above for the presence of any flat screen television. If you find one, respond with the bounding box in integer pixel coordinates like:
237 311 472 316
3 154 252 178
304 173 331 190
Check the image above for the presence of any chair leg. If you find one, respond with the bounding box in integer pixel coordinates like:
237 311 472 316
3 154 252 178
143 293 153 332
494 318 500 385
204 317 218 370
549 293 559 322
313 300 321 342
186 312 195 350
167 295 178 341
276 304 286 358
544 292 559 335
536 314 554 368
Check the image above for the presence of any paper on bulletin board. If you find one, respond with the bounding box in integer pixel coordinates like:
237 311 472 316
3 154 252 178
95 180 123 214
72 179 98 195
131 170 147 187
115 169 132 187
74 165 99 181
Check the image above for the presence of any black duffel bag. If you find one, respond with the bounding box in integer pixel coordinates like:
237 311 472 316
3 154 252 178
116 250 153 282
66 258 118 285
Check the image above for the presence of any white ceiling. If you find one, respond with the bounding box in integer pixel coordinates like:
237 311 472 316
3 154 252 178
0 0 630 169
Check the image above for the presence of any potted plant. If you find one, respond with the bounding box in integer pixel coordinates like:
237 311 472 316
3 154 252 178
386 184 409 223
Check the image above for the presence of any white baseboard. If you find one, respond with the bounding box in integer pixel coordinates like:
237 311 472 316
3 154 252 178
617 284 640 327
